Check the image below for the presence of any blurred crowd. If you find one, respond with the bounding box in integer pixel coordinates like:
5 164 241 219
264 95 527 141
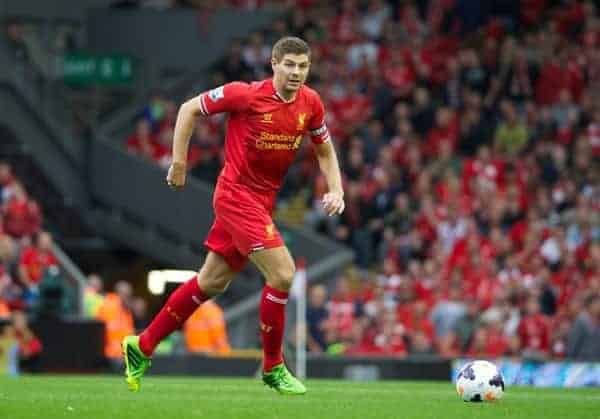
0 162 62 371
110 0 304 11
126 0 600 360
0 162 74 317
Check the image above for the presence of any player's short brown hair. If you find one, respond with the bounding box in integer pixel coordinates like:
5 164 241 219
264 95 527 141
272 36 311 62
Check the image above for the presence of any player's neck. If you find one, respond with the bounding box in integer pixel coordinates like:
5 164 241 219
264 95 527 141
279 90 296 102
273 80 297 103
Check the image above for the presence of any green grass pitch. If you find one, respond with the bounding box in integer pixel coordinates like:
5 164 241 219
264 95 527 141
0 376 598 419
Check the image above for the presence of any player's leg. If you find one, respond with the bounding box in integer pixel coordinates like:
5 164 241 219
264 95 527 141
210 184 305 393
249 246 306 395
123 251 236 392
139 251 236 355
250 245 295 370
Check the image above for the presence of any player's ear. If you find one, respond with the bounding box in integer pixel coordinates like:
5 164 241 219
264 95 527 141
271 57 278 72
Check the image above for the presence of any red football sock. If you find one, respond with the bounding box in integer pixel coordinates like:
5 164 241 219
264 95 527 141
260 284 289 372
139 276 208 357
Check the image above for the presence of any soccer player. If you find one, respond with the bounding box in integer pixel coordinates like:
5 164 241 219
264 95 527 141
122 36 345 395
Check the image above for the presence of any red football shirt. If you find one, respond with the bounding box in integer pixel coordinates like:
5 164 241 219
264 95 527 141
518 314 550 353
19 246 58 285
197 79 330 195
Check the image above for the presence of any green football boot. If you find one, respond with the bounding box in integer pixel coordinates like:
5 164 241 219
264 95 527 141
122 335 151 392
262 363 307 395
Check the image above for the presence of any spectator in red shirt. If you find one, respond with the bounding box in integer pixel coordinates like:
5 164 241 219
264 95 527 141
425 107 459 157
371 308 408 356
462 145 503 195
554 0 585 35
403 299 436 347
518 296 551 358
382 49 416 98
18 231 58 288
509 207 538 250
535 54 583 105
520 0 547 28
329 80 373 134
399 3 427 38
325 275 363 343
329 0 359 44
126 119 163 163
2 182 42 240
484 318 510 357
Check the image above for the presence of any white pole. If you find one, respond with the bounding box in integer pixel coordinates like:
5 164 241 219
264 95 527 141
292 259 307 379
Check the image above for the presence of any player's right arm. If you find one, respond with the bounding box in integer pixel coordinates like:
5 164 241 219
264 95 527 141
166 96 202 190
166 82 250 190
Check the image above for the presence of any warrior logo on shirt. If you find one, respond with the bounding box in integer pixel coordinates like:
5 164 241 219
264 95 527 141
208 86 224 102
261 113 273 123
297 113 306 131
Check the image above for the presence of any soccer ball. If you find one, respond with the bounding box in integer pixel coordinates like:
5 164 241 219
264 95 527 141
456 360 504 402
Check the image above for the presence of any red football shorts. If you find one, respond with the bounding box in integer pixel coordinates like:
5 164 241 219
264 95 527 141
204 180 284 271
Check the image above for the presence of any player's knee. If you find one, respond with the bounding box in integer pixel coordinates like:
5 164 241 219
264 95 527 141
199 273 231 296
272 262 295 291
213 276 231 294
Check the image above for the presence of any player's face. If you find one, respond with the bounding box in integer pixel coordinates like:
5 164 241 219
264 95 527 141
272 53 311 92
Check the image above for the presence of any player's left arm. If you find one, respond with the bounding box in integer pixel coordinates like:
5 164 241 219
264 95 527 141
309 93 344 216
313 140 345 216
308 95 344 216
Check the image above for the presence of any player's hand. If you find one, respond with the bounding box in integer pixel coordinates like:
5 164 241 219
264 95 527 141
166 161 187 190
322 191 345 216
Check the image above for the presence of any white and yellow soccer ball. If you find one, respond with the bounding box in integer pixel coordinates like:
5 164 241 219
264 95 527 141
456 360 505 402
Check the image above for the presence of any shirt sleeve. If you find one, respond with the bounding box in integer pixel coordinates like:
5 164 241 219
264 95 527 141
308 94 331 145
198 82 250 116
